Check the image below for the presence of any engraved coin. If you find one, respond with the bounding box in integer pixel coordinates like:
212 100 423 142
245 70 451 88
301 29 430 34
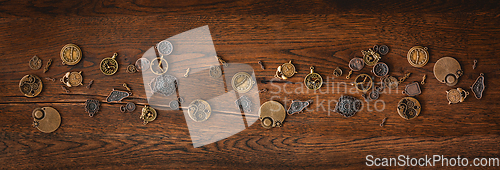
140 105 157 125
397 97 421 120
362 49 380 66
259 101 286 129
32 107 61 133
157 40 173 56
304 66 323 90
188 99 212 122
446 88 461 104
209 65 222 78
170 100 180 110
60 44 82 65
349 58 364 71
334 95 362 118
149 74 177 97
135 58 150 71
281 61 297 78
29 55 42 70
379 45 389 55
19 74 43 97
150 57 168 75
372 62 389 77
407 46 429 67
231 72 255 93
100 53 119 75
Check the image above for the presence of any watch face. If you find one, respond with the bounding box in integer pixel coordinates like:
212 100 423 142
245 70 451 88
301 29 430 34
157 40 173 56
60 44 82 65
407 46 429 67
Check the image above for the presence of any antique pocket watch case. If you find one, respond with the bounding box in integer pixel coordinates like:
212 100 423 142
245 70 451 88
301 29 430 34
19 74 43 97
100 53 119 75
259 101 286 129
32 107 61 133
446 87 469 104
60 44 82 65
60 71 83 87
433 57 463 86
304 66 323 90
407 46 429 67
397 97 421 120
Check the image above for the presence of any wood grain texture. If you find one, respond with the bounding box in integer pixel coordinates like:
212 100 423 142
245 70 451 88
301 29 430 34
1 0 500 169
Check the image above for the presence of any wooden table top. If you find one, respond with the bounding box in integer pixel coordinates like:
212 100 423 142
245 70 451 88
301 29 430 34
1 0 500 169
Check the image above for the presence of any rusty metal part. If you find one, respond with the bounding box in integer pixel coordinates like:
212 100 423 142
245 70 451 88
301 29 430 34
60 85 70 93
397 97 421 120
29 55 42 70
287 100 312 115
372 62 389 77
86 80 94 89
473 59 477 69
333 67 343 77
45 77 56 82
378 45 389 55
184 68 190 77
60 44 82 65
235 95 252 113
334 95 362 118
32 107 61 133
402 82 421 96
421 75 426 85
123 83 131 91
259 101 286 129
304 66 323 90
258 60 265 70
43 58 52 73
362 49 381 66
19 74 43 97
471 73 485 99
106 89 132 102
380 117 387 127
433 57 463 86
407 46 429 67
446 87 469 104
135 58 150 72
353 74 372 93
60 71 83 87
188 99 212 122
140 105 157 125
399 72 411 84
85 99 100 117
126 65 137 73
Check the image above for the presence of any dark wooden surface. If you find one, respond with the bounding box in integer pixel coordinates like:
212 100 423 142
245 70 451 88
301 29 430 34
1 0 500 169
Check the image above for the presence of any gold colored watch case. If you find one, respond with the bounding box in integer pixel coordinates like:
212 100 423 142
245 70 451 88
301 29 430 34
60 44 82 65
407 46 429 67
304 66 323 90
100 53 119 75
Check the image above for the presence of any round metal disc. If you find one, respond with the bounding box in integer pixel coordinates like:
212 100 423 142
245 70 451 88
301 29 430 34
100 57 118 75
209 65 222 78
156 40 173 56
334 95 362 118
29 55 42 70
150 74 178 97
433 57 462 86
397 97 421 120
33 107 61 133
19 74 43 97
258 101 286 128
170 100 180 110
135 58 150 71
68 72 83 87
304 72 323 90
140 105 157 124
188 99 211 122
126 102 136 112
281 62 296 78
349 58 364 71
407 46 429 67
379 45 389 55
383 76 398 89
446 89 461 104
231 72 254 93
60 44 82 65
372 62 389 77
354 74 372 93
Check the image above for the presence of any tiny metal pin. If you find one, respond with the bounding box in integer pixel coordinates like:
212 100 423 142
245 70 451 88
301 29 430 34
45 77 56 82
380 117 387 127
258 60 265 70
60 85 70 93
346 70 353 79
184 68 190 77
473 59 477 69
259 88 268 93
421 75 426 85
123 83 131 91
86 80 94 89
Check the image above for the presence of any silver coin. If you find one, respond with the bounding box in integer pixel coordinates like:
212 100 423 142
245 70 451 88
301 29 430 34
150 74 177 97
157 40 173 56
209 65 222 78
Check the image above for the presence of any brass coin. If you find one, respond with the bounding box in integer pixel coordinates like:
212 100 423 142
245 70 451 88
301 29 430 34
304 66 323 90
231 72 255 93
407 46 429 67
354 74 372 93
135 58 150 71
100 53 119 75
188 99 212 122
60 71 83 87
32 107 61 133
60 44 82 65
433 57 462 86
362 49 380 66
281 61 297 78
397 97 421 120
156 40 173 56
140 105 157 125
29 55 42 70
258 101 286 129
209 65 222 78
19 74 43 97
150 57 168 75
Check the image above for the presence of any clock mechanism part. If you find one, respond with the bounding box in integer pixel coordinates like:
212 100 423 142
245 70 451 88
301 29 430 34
32 107 61 133
433 57 463 86
106 89 132 103
333 67 343 77
235 95 252 113
259 101 286 129
446 87 469 104
397 97 421 120
140 105 157 125
346 57 364 79
60 44 82 65
85 99 100 117
149 74 178 97
188 99 212 122
407 46 429 67
19 74 43 97
29 55 42 70
100 53 119 76
372 62 389 77
353 74 373 93
209 65 222 78
150 56 168 75
362 49 381 66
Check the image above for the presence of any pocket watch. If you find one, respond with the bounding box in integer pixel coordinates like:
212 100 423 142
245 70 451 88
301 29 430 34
60 71 83 87
397 97 421 120
446 87 469 104
188 99 212 122
433 57 462 86
60 44 82 65
157 40 173 56
100 53 119 75
232 72 255 93
407 46 429 67
275 60 297 79
304 66 323 90
32 107 61 133
362 49 381 66
372 62 389 77
19 74 43 97
259 101 286 129
471 73 485 99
